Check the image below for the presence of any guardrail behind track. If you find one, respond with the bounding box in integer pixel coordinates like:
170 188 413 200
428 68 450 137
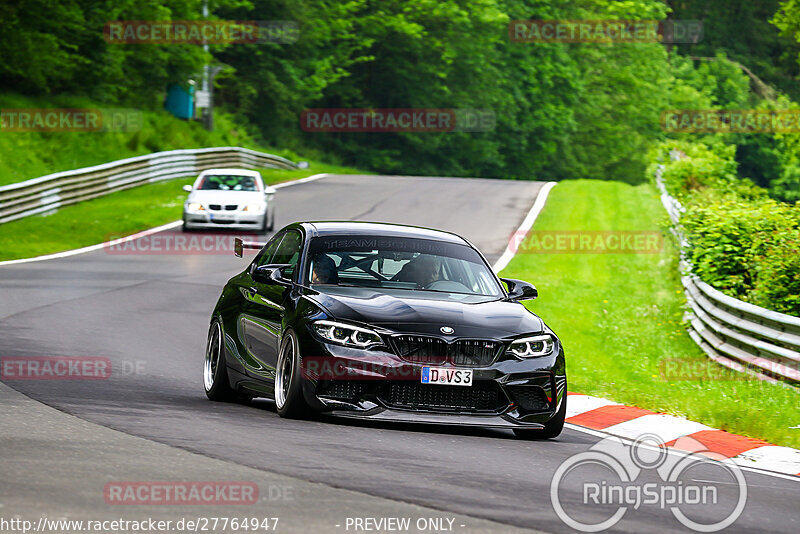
655 153 799 384
0 147 298 224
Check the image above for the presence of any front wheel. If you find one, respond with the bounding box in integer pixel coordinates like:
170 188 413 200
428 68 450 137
274 329 312 418
204 319 236 401
513 389 567 440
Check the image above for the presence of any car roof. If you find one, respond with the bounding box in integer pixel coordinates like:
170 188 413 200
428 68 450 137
197 168 262 178
299 221 469 245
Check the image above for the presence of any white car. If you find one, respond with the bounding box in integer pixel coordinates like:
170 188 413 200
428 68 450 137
182 169 276 232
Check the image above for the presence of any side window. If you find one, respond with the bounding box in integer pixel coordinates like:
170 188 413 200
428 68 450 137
254 233 284 268
271 230 303 279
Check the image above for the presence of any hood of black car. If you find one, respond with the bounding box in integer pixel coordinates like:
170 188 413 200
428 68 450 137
305 286 544 338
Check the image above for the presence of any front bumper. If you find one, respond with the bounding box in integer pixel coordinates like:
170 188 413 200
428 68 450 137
328 409 547 429
299 339 567 427
183 210 265 230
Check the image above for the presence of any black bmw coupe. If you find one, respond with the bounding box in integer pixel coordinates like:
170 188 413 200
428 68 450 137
204 221 567 438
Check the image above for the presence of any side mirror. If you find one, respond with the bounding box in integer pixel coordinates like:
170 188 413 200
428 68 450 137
253 264 293 287
182 184 193 193
501 278 538 301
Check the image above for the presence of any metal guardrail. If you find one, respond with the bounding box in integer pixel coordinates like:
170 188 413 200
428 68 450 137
655 156 800 384
0 147 298 224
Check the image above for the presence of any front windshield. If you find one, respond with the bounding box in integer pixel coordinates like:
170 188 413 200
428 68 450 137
197 174 260 191
307 235 503 297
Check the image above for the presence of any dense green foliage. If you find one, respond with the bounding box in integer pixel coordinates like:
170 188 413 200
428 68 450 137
9 0 794 185
654 140 800 315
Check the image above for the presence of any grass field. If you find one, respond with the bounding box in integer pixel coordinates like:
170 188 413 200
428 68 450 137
499 179 800 448
0 160 364 261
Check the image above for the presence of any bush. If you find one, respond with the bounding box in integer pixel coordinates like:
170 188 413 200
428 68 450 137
654 140 800 316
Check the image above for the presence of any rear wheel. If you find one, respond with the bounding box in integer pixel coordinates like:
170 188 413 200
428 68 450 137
513 389 567 440
204 319 236 401
274 329 312 418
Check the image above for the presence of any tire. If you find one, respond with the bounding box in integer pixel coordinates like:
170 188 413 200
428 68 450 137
513 389 567 440
274 329 312 418
266 207 275 232
204 319 237 401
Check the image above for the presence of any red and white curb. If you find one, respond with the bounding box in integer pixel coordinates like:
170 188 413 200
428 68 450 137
565 393 800 478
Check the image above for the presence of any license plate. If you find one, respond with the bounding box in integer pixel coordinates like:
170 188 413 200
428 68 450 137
210 213 234 221
421 366 473 386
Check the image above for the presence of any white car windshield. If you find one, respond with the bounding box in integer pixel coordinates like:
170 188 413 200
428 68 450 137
197 174 260 191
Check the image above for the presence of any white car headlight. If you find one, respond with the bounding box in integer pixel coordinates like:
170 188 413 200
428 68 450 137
508 334 555 358
186 202 205 211
242 203 265 212
312 320 383 348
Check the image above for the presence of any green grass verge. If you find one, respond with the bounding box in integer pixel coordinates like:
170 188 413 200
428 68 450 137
0 160 365 261
0 92 284 187
499 179 800 448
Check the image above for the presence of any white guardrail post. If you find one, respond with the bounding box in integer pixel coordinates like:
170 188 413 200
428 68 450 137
655 153 800 384
0 147 298 224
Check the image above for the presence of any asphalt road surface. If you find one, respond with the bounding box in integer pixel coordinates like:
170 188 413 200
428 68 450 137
1 174 798 533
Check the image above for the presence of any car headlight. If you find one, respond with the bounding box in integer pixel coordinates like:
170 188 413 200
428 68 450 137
186 202 205 211
312 320 383 348
242 203 264 212
508 334 555 358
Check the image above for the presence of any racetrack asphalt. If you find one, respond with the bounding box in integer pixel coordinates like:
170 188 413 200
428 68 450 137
1 174 798 533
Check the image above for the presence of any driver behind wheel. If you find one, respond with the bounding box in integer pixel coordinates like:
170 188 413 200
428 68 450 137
396 255 441 287
311 254 339 284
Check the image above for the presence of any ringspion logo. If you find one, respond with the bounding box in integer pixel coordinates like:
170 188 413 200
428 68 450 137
551 433 746 531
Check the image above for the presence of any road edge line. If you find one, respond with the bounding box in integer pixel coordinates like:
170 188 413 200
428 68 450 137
492 181 557 273
0 173 331 266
